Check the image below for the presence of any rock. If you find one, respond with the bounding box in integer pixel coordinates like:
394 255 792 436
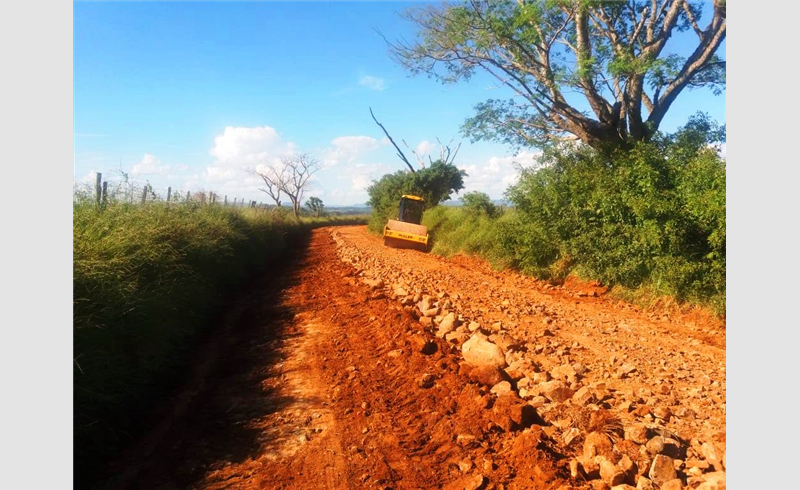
423 307 439 318
619 363 637 377
458 459 473 473
625 423 649 444
661 479 683 490
363 278 384 290
436 313 458 338
645 437 664 455
465 364 507 386
462 333 507 368
598 457 625 486
446 331 470 346
418 373 435 389
696 482 725 490
645 436 681 458
456 433 478 448
504 360 530 381
540 380 574 402
490 381 512 396
443 473 486 490
419 316 433 327
573 386 595 405
528 396 547 408
418 297 431 312
618 454 635 476
653 406 672 422
701 441 725 471
489 332 518 353
635 477 654 490
577 455 600 478
569 459 580 478
532 372 550 384
491 392 540 431
695 471 726 490
584 432 614 460
611 486 637 490
590 481 611 490
648 455 676 486
468 321 481 332
551 364 577 383
563 427 581 447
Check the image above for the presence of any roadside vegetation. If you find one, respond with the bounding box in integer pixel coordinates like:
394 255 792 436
420 117 725 315
73 197 366 481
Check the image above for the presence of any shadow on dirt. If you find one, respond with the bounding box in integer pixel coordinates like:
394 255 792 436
94 233 316 490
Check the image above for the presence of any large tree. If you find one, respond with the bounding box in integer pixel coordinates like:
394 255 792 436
389 0 726 150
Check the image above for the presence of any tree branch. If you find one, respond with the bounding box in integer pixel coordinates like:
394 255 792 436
370 107 416 173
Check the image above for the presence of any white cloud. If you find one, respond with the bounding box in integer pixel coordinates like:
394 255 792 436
203 125 300 194
323 135 383 167
359 75 386 91
209 125 296 167
78 170 99 184
459 151 540 199
132 153 170 175
352 175 371 191
415 140 436 159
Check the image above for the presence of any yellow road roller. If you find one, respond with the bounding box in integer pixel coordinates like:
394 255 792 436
383 195 429 252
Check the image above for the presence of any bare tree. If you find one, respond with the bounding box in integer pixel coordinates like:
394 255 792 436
248 164 287 208
370 107 416 173
281 153 321 219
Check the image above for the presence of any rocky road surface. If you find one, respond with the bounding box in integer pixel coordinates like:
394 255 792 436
119 226 726 490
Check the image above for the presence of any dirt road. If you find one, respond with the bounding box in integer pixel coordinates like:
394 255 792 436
113 226 726 490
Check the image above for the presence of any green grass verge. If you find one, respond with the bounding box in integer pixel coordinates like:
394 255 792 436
73 202 366 483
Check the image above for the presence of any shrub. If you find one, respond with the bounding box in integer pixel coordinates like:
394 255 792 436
366 160 466 232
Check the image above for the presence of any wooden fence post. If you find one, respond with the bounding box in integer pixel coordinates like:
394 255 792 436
101 181 108 207
186 190 191 202
141 186 148 204
166 186 172 204
233 197 237 206
95 172 102 208
224 195 227 206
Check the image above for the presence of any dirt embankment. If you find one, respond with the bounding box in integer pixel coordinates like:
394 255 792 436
116 226 725 490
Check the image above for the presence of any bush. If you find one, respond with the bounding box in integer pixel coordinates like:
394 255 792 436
460 191 499 218
366 160 466 232
419 114 726 314
504 114 726 311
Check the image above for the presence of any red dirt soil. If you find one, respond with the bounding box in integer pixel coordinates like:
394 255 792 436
108 226 725 490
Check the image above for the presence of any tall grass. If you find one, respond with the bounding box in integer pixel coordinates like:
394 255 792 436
73 200 365 482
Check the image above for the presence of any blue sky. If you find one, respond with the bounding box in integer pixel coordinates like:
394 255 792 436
74 1 726 206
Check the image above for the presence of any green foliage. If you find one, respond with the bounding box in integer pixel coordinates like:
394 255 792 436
73 202 366 484
460 191 499 218
503 114 726 311
420 115 726 314
395 1 726 148
366 160 466 232
422 205 512 269
305 196 324 217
